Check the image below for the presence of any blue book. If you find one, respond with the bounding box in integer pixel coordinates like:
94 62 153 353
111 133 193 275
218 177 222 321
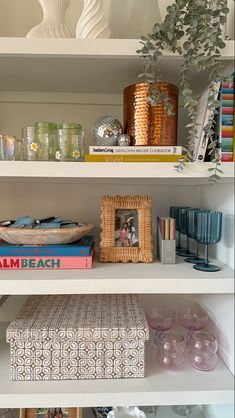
0 235 94 257
222 114 234 126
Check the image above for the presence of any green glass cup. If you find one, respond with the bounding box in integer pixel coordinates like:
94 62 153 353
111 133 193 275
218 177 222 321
35 121 57 161
55 124 84 161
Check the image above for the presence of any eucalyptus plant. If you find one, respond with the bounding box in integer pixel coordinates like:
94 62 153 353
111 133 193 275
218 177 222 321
137 0 231 183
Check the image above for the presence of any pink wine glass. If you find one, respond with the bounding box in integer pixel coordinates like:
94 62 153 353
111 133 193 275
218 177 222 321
146 306 176 346
157 331 186 371
178 305 208 343
188 331 218 371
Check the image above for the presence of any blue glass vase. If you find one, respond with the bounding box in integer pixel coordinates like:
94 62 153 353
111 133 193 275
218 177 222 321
185 208 205 264
193 210 222 272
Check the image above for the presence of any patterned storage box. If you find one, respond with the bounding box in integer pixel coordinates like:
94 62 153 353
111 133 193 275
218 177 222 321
6 294 149 381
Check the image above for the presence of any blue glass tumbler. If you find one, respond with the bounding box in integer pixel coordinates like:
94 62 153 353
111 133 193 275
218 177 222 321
193 210 222 272
185 208 205 264
178 207 194 257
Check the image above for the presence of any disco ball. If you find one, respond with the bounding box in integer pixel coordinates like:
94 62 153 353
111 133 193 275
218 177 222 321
117 134 131 146
92 115 123 146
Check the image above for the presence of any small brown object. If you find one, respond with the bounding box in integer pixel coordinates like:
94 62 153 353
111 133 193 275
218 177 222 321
20 409 82 418
100 195 153 263
123 82 178 146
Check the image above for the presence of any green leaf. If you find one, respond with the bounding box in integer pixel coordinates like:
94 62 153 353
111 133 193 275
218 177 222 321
183 41 191 50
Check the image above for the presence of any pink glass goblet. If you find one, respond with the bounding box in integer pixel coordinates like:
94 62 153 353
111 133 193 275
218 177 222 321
178 305 208 343
146 306 176 346
188 331 218 371
157 331 186 371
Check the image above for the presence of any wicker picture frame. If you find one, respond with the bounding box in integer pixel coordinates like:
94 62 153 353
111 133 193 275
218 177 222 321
19 409 83 418
100 195 153 263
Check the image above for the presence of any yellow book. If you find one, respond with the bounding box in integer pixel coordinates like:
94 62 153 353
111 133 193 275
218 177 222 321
165 218 170 240
85 154 180 162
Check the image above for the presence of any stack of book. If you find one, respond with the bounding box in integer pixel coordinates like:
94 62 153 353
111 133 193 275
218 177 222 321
85 146 183 162
158 217 176 240
157 217 176 264
0 235 95 270
218 75 234 162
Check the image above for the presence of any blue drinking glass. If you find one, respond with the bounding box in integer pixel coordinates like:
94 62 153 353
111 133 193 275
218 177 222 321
177 207 195 257
185 208 205 264
170 206 181 251
193 210 222 272
170 206 191 255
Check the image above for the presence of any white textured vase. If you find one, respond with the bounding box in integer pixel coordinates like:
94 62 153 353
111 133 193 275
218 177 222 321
107 407 146 418
76 0 111 39
26 0 73 38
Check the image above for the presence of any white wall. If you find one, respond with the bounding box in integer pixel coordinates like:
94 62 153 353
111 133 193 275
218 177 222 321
0 0 161 38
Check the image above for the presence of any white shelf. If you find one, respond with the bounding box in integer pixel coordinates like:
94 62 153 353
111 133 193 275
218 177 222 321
0 162 234 185
0 38 233 94
0 258 233 295
0 323 233 408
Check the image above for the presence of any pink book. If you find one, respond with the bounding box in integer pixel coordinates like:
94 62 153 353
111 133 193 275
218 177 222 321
221 152 233 162
0 248 94 270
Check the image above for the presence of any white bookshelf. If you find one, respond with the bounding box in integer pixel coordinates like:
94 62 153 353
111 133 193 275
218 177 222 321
0 161 234 185
0 38 233 94
0 322 233 408
0 25 234 418
0 258 234 295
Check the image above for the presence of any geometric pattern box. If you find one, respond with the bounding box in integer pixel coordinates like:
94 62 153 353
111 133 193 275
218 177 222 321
6 294 149 381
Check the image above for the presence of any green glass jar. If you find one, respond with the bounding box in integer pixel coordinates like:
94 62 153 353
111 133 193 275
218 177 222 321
55 123 84 161
35 121 57 161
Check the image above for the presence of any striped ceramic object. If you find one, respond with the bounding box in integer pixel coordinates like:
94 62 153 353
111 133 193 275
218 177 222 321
76 0 110 39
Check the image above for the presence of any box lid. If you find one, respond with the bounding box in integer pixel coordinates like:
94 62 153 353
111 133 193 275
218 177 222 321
6 294 149 342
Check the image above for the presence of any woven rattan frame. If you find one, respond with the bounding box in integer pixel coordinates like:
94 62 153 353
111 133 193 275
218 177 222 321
100 195 153 263
20 409 83 418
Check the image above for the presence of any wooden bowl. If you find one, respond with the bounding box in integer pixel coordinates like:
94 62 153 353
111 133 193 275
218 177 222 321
0 223 94 245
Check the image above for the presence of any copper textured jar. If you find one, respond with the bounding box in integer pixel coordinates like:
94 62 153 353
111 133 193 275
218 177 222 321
123 82 178 146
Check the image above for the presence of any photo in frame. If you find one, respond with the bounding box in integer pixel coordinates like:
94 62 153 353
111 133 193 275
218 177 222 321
19 409 82 418
100 195 153 263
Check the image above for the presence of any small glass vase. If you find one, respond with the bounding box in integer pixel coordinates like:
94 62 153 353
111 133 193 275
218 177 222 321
156 331 186 372
188 331 218 371
146 306 175 347
0 135 22 161
178 304 208 344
